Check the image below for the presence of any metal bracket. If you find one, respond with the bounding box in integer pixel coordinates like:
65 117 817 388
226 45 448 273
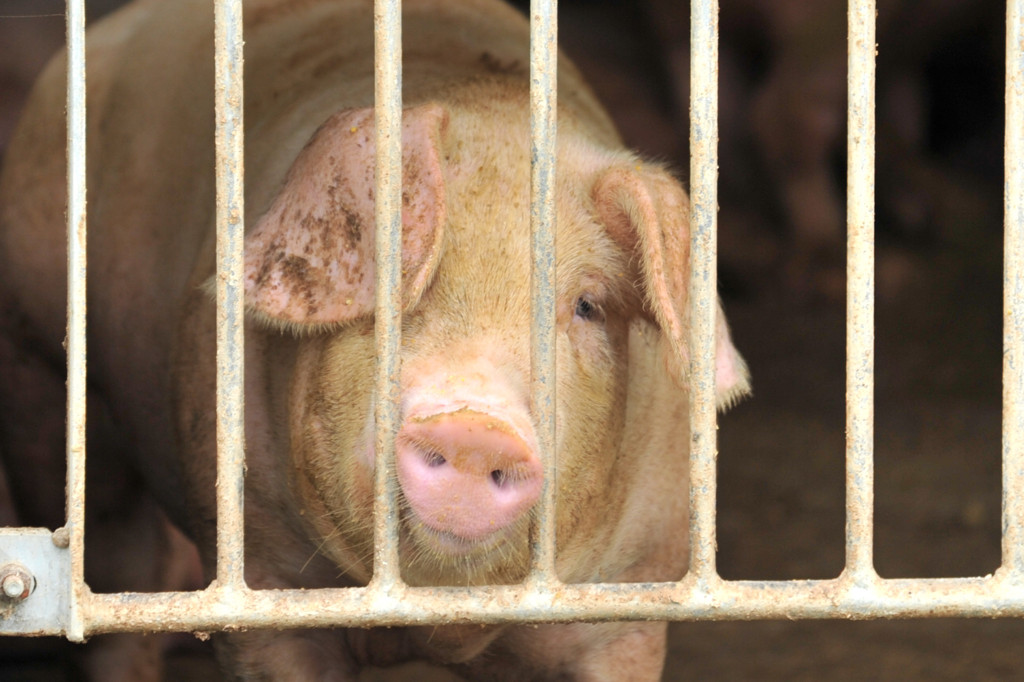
0 528 70 636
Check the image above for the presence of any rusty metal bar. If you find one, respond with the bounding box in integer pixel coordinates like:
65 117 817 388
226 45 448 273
78 574 1024 635
64 0 88 643
370 0 403 590
1003 0 1024 578
688 0 720 585
213 0 247 591
844 0 877 586
528 0 559 584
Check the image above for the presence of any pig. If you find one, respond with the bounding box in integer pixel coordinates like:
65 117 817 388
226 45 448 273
0 0 749 679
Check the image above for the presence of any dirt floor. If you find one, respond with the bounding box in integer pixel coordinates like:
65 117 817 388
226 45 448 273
1 0 1020 680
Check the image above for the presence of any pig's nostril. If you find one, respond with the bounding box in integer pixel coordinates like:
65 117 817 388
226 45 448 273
423 450 447 467
490 469 509 488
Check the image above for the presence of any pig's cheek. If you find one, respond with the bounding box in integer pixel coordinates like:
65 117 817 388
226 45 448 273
566 317 615 373
563 316 628 457
303 413 374 522
555 319 615 442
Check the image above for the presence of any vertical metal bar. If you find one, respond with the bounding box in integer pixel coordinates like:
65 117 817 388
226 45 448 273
688 0 719 582
1002 0 1024 577
64 0 87 643
371 0 403 589
845 0 877 583
214 0 246 590
529 0 558 583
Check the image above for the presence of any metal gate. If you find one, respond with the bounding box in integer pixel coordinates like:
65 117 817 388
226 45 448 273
2 0 1024 642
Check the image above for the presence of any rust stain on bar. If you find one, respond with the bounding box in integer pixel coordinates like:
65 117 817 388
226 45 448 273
528 0 559 584
371 0 404 591
213 0 247 591
688 0 720 583
844 0 878 586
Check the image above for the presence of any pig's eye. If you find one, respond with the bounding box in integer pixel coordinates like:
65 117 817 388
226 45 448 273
574 295 604 323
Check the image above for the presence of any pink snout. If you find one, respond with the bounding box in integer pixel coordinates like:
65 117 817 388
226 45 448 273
396 409 543 542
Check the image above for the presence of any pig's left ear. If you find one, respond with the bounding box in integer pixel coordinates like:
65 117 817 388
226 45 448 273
592 163 750 410
242 103 449 331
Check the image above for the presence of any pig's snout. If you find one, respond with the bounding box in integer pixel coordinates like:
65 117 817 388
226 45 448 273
396 409 542 543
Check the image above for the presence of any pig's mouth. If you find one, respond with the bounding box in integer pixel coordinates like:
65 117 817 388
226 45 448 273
398 511 533 584
417 526 487 554
403 512 527 555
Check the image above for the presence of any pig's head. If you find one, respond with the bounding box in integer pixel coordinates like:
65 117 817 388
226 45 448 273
242 96 749 587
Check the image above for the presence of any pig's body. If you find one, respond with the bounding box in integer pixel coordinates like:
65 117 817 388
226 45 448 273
0 0 748 679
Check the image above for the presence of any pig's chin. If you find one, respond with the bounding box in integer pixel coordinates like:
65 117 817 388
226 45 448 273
399 515 531 586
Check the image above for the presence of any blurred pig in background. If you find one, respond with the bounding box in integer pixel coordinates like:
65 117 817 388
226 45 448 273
636 0 1004 299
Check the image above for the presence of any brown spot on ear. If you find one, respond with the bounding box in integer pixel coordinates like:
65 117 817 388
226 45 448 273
243 103 450 330
342 207 362 247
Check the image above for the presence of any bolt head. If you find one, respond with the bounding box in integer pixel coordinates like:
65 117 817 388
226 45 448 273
0 564 33 602
2 575 25 599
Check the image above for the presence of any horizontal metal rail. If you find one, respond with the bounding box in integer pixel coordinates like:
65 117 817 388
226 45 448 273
61 574 1024 635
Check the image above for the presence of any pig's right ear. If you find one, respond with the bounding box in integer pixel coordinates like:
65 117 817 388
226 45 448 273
592 162 751 410
241 104 449 332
